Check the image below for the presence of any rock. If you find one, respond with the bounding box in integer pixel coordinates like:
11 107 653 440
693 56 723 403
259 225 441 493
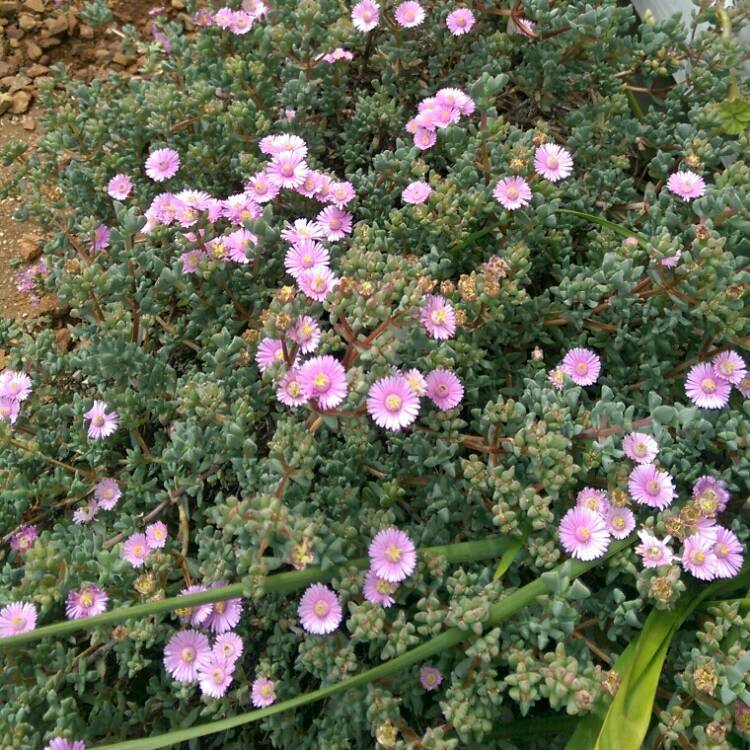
19 234 41 261
43 13 68 36
23 0 44 11
0 1 20 18
24 39 41 59
9 87 29 112
5 23 23 38
20 113 34 129
1 73 31 91
17 11 35 30
0 61 14 77
78 23 93 39
111 51 131 66
25 62 47 76
0 91 12 114
37 35 60 47
54 327 72 353
171 0 185 8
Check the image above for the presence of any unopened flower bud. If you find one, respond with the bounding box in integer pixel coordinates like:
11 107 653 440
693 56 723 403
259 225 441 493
650 576 673 603
358 280 375 297
440 280 455 296
375 721 398 748
134 572 157 595
417 276 436 293
601 670 621 695
694 224 710 241
693 663 718 695
706 721 726 742
112 625 129 641
531 347 544 361
276 285 296 303
275 312 292 331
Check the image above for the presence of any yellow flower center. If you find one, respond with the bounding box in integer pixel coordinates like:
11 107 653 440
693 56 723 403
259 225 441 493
274 349 284 361
314 599 329 616
181 647 195 663
281 164 294 177
301 324 313 336
11 615 24 628
701 377 716 393
211 242 225 259
311 275 326 292
302 254 312 264
386 545 402 562
576 526 591 542
288 382 302 397
93 415 105 427
431 309 447 324
385 395 402 412
425 673 437 685
215 602 225 614
80 591 94 608
717 544 728 556
694 551 705 564
576 362 588 374
376 579 395 594
613 517 625 530
647 480 660 494
212 668 224 684
102 487 114 499
648 546 661 558
133 544 144 557
506 186 519 199
636 442 646 455
261 684 273 697
719 362 734 375
547 155 559 169
313 373 329 390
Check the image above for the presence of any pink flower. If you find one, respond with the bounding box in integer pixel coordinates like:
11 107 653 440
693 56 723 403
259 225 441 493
193 8 213 26
681 534 719 580
404 368 427 396
548 367 565 390
267 153 309 190
276 368 311 408
89 480 119 514
666 171 706 201
737 375 750 398
367 375 421 431
0 370 32 402
513 16 535 36
180 249 204 274
328 181 356 208
107 174 133 200
413 127 437 150
44 740 86 750
692 475 730 514
402 181 432 205
298 583 343 634
223 194 261 225
298 356 348 409
280 218 324 245
226 228 257 263
65 585 109 619
420 295 456 340
243 0 268 19
635 530 674 568
261 134 307 157
425 369 464 410
575 487 610 516
0 397 20 424
164 629 211 683
83 400 119 439
178 584 214 627
712 350 746 385
214 7 234 28
369 527 417 582
712 527 743 579
419 665 443 691
73 500 99 525
291 315 321 354
296 171 321 198
395 1 425 27
204 592 243 634
321 48 354 64
685 363 731 409
660 250 682 268
435 88 475 115
9 525 37 553
0 601 37 637
297 267 339 302
493 176 532 210
623 432 658 464
229 10 254 33
558 506 610 561
284 240 330 279
256 338 286 373
352 0 379 32
122 533 150 567
561 347 601 386
534 144 573 182
198 654 235 698
245 171 280 203
605 507 636 540
214 632 243 664
446 7 475 35
146 521 168 549
316 206 353 241
91 224 110 252
628 464 675 509
362 569 398 607
251 676 277 707
145 148 180 182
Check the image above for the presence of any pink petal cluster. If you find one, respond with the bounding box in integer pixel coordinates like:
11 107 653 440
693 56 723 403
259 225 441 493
9 525 37 553
44 741 86 750
425 369 464 410
145 148 180 182
622 432 658 464
684 351 746 409
352 0 379 32
65 585 109 620
493 176 532 211
251 676 277 707
628 464 675 510
402 180 432 205
666 170 706 201
420 295 456 339
395 1 425 28
419 665 443 690
369 527 417 582
404 88 475 151
0 601 38 638
362 569 398 607
635 529 674 568
94 478 121 510
320 48 354 64
298 583 343 634
558 506 611 561
534 144 574 182
83 400 119 440
561 347 601 386
446 7 475 35
107 173 133 200
367 375 421 431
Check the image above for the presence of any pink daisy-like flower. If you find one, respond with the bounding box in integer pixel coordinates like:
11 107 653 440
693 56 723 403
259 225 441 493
280 218 324 245
395 1 425 27
0 397 19 424
226 228 257 263
533 144 574 182
420 295 456 340
681 534 719 580
628 464 675 510
204 590 243 634
693 518 719 544
193 8 213 26
229 10 254 33
83 400 119 440
321 48 354 63
737 375 750 398
180 249 204 274
297 267 339 302
561 347 601 387
261 134 307 158
558 506 610 561
685 363 731 409
256 338 286 373
94 478 121 511
65 585 109 620
419 665 443 691
404 368 427 396
298 583 343 634
251 676 277 707
636 530 674 568
214 632 244 664
446 7 475 35
692 475 730 514
328 181 356 209
425 369 464 411
414 127 437 150
164 629 211 683
712 350 747 385
10 525 37 553
369 527 417 582
666 171 706 201
402 181 432 205
493 177 532 211
214 7 234 27
435 88 475 116
660 250 682 268
243 0 268 18
367 375 421 431
298 356 348 410
291 315 321 354
44 740 86 750
245 171 280 203
0 370 32 402
223 194 261 225
276 368 311 408
430 105 461 129
267 153 309 190
0 601 37 637
316 206 353 241
178 584 214 627
73 500 99 525
284 240 330 279
107 174 133 200
352 0 379 31
605 507 636 540
122 533 150 568
513 16 535 35
575 487 610 516
712 527 743 579
548 367 565 390
296 171 321 198
91 224 110 252
362 569 398 607
146 521 168 549
145 148 180 182
623 432 658 464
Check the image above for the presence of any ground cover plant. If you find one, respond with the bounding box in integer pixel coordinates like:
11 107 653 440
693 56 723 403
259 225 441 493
1 0 750 747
